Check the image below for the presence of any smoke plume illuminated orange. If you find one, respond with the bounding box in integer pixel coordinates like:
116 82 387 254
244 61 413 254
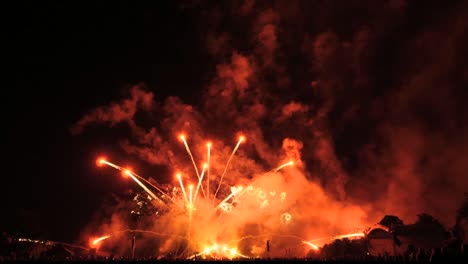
91 134 369 259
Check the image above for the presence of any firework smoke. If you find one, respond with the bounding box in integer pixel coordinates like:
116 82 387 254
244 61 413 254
72 0 468 258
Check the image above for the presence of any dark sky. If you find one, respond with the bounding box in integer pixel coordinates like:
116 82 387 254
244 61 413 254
6 0 468 244
6 1 211 242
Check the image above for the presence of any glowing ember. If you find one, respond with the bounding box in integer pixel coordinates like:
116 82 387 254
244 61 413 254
91 235 110 246
122 168 132 177
96 157 106 167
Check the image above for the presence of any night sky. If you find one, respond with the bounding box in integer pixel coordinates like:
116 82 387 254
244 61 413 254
6 0 468 245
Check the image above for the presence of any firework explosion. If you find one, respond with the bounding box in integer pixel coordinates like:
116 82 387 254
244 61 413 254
71 42 373 258
82 126 367 259
68 2 467 257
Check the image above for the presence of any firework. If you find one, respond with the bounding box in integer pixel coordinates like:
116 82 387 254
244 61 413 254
213 135 245 200
97 159 169 206
92 132 366 260
274 160 294 172
91 235 110 247
332 232 365 240
194 163 207 204
216 186 243 210
206 142 211 199
176 173 189 207
302 241 319 251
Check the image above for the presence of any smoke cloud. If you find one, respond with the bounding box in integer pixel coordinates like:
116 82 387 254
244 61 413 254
72 0 468 258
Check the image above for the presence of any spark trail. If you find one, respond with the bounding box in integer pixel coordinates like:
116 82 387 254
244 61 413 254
177 173 189 207
92 132 366 259
180 134 206 198
194 163 207 204
98 159 168 206
213 136 245 200
274 160 294 172
92 235 110 246
206 142 211 199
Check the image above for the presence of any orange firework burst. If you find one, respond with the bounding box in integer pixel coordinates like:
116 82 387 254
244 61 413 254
91 131 367 260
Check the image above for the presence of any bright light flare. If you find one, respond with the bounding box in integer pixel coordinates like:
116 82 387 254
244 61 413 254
189 184 194 209
332 232 365 240
91 235 110 247
229 248 237 256
216 186 243 210
179 133 202 188
96 157 107 167
274 160 294 172
194 244 248 260
121 168 132 178
206 142 211 199
302 241 319 251
281 212 292 224
179 133 186 141
176 173 189 206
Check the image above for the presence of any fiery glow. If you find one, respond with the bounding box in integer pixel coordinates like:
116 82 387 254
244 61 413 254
281 212 292 224
206 142 211 199
179 133 186 141
96 159 168 205
216 186 243 210
96 157 106 167
91 235 110 247
213 135 245 200
194 164 207 203
180 134 203 197
190 244 248 259
176 173 189 207
189 184 194 209
122 168 132 177
302 241 319 251
91 134 368 259
332 232 365 240
274 160 294 172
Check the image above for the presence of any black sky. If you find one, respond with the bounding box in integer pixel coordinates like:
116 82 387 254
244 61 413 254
5 0 468 244
6 1 213 242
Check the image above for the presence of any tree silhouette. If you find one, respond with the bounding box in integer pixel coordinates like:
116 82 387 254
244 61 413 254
321 238 367 259
412 213 450 240
379 215 404 231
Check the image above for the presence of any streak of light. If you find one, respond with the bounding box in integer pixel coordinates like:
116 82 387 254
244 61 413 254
194 163 207 203
274 160 294 172
98 159 169 206
92 235 110 246
176 173 189 207
179 134 206 197
213 135 245 200
206 142 211 199
302 241 319 251
216 186 243 210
